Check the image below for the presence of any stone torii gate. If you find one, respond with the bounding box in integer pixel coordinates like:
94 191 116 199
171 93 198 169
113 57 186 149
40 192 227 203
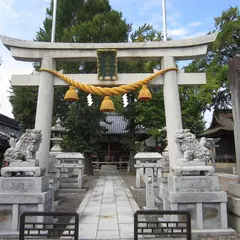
0 34 217 172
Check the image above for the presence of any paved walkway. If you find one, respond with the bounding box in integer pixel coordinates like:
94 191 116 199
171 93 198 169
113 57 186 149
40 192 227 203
76 171 139 239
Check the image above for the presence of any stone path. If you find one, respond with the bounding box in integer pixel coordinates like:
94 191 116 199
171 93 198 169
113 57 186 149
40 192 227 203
76 171 139 239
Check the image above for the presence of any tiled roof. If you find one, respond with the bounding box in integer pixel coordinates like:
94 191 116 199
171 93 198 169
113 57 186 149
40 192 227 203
200 110 233 136
100 113 146 135
0 114 22 145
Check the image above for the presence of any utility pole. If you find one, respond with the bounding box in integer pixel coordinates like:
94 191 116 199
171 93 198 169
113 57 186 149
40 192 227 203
162 0 167 41
51 0 58 43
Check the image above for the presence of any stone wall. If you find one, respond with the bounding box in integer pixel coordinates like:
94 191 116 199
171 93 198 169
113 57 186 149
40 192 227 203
215 173 238 192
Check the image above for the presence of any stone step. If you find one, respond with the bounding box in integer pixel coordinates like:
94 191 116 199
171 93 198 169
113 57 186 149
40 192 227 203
228 194 240 216
48 172 58 178
53 200 58 209
60 182 78 188
154 196 163 209
228 211 240 232
56 188 86 197
101 165 117 171
228 183 240 198
60 177 79 183
49 178 58 183
57 188 86 193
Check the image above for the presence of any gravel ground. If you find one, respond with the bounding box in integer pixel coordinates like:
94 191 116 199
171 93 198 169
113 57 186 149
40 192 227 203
53 174 99 225
120 172 240 240
120 171 146 209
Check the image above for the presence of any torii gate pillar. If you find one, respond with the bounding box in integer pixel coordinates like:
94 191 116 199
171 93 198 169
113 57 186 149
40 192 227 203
162 56 182 166
229 55 240 180
35 57 55 172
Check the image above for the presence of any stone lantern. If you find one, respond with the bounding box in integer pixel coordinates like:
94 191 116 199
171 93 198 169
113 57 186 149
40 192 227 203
50 117 65 153
48 117 66 190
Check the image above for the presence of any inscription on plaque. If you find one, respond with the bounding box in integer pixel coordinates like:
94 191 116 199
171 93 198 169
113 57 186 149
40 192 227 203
2 179 35 193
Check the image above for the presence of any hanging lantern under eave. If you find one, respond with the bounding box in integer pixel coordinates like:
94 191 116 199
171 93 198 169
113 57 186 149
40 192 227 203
100 96 115 112
138 85 152 101
64 86 79 102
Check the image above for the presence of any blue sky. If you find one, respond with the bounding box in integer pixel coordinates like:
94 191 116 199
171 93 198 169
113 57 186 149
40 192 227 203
0 0 239 127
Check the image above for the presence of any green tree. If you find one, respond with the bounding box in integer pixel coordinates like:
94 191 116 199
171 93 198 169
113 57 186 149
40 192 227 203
179 87 206 135
185 6 240 110
61 94 107 175
10 0 131 175
116 24 206 172
114 24 164 172
9 86 38 131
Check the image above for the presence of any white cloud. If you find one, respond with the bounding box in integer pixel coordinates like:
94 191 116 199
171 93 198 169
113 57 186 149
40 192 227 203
183 31 207 39
0 0 49 118
135 0 185 34
136 0 207 40
0 49 33 117
204 109 213 129
188 21 202 27
0 0 14 10
0 0 19 32
139 0 162 16
168 28 189 38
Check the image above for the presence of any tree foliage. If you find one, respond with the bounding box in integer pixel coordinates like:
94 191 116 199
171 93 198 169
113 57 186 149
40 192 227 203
185 6 240 110
61 93 107 174
116 23 206 164
9 87 38 131
9 0 131 175
9 1 236 175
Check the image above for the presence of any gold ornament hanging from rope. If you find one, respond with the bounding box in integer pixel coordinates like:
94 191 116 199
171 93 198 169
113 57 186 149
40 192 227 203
138 85 152 101
64 86 79 102
100 96 115 112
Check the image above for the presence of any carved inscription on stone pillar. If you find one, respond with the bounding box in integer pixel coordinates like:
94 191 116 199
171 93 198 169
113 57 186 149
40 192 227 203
2 179 35 193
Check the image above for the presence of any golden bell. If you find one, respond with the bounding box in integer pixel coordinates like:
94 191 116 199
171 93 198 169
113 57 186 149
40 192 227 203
138 85 152 101
100 96 115 112
64 86 79 102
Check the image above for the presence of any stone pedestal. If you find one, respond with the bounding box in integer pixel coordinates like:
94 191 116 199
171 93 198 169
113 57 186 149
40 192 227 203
227 183 240 232
161 129 236 236
55 153 85 195
0 176 54 236
48 155 60 191
145 168 155 209
159 151 169 200
134 152 163 188
162 170 235 236
60 167 74 178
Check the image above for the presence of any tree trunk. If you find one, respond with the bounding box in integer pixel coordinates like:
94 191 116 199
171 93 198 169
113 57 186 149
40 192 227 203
84 156 87 174
84 153 94 176
129 150 136 174
128 93 137 174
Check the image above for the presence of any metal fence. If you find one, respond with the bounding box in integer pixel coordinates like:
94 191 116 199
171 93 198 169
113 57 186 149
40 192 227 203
134 210 191 240
19 211 79 240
